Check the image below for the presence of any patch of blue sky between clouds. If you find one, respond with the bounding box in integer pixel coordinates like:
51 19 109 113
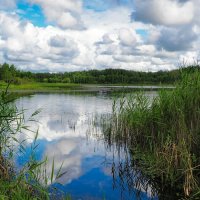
17 1 46 27
83 0 111 12
136 29 148 40
83 0 134 12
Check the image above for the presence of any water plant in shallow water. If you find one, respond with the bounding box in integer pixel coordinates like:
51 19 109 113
0 91 68 200
103 66 200 199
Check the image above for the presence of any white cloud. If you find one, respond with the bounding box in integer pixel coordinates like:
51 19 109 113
29 0 84 29
0 1 200 72
57 12 79 29
156 25 198 51
136 45 156 56
179 51 200 65
0 0 17 10
0 13 82 71
134 0 194 26
118 28 138 46
48 35 79 60
102 33 115 44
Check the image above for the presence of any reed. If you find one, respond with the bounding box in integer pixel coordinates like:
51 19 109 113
0 91 67 199
104 66 200 198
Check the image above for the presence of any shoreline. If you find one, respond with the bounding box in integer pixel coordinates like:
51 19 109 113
0 82 175 94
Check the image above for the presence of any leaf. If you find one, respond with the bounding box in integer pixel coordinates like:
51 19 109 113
51 158 55 184
31 108 42 117
33 129 39 144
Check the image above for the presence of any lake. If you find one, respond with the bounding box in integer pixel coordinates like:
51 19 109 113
15 92 158 200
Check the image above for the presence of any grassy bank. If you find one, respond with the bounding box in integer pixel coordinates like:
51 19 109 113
104 66 200 199
0 81 82 92
0 81 174 95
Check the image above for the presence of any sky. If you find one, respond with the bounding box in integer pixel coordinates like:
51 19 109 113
0 0 200 72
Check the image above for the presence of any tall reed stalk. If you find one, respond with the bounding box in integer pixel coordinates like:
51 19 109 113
104 66 200 198
0 91 67 199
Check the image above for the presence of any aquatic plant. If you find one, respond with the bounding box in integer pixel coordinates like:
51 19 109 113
0 91 67 199
104 66 200 199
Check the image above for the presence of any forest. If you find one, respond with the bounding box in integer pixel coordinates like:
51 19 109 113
0 63 183 85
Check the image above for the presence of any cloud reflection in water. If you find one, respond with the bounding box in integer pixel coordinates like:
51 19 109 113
15 93 155 199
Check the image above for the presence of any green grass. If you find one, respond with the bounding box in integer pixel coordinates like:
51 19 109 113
0 81 174 94
103 66 200 199
0 81 81 92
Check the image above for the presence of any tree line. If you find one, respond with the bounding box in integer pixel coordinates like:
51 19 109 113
0 63 198 85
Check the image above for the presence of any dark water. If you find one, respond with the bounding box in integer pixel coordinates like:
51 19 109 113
15 92 158 200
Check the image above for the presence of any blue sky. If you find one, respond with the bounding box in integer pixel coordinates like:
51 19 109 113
16 0 147 38
16 0 135 27
0 0 199 72
83 0 133 11
17 1 46 26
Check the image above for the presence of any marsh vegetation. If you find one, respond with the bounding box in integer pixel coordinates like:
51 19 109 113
101 66 200 199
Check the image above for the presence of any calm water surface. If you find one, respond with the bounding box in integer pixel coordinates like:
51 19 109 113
15 92 158 200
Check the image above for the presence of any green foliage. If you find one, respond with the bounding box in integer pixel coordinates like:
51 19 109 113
0 90 67 199
62 77 71 83
105 65 200 198
0 62 184 85
0 63 17 83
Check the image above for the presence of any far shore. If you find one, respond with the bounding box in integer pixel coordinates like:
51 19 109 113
0 81 175 94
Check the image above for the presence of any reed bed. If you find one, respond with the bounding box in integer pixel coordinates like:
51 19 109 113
103 66 200 199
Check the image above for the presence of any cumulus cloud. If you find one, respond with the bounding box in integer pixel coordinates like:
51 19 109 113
119 28 138 46
93 18 184 71
193 0 200 25
157 25 198 51
0 0 200 72
49 35 68 48
133 0 194 26
0 13 80 71
29 0 84 29
102 33 115 44
129 0 200 66
48 35 79 61
0 0 17 10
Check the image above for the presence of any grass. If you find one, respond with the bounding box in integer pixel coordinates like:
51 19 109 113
0 81 174 94
0 90 69 199
0 81 81 92
103 66 200 199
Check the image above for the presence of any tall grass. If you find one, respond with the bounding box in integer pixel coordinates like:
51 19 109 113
104 66 200 198
0 91 68 199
